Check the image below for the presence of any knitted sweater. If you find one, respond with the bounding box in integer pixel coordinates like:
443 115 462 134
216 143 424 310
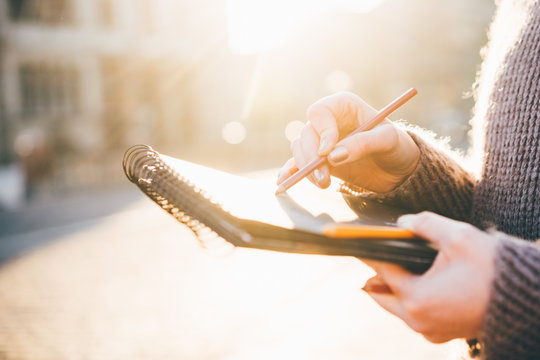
343 0 540 358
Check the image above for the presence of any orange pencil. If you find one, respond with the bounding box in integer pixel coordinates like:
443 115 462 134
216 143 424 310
275 88 418 195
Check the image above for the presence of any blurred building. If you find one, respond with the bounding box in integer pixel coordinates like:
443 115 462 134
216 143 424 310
0 0 228 191
0 0 495 198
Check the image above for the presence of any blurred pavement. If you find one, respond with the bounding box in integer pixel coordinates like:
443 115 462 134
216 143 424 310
0 186 143 264
0 185 466 359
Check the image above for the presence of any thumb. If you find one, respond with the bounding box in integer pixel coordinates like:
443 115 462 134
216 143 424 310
327 123 396 165
397 211 466 249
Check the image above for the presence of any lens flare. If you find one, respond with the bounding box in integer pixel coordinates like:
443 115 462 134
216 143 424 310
222 121 247 144
285 120 305 142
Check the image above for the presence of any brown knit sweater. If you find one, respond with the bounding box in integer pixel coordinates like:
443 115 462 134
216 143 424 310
343 0 540 358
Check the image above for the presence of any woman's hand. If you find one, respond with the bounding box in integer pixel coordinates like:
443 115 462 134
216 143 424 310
363 212 498 343
276 92 420 193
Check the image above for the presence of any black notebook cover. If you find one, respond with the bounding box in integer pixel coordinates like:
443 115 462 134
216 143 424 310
123 145 437 273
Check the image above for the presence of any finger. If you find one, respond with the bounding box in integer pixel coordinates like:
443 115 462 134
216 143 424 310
276 158 298 185
300 124 331 188
365 291 411 322
362 275 393 294
362 260 416 297
291 137 319 186
290 137 307 168
377 263 416 296
361 259 387 272
397 211 473 250
371 262 416 297
327 123 396 166
306 97 341 155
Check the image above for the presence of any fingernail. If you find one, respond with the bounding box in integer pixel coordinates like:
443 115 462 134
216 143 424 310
314 169 325 184
362 283 393 294
329 147 349 164
318 138 330 155
397 215 414 229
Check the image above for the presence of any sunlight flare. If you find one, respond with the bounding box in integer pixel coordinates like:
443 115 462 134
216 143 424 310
227 0 385 55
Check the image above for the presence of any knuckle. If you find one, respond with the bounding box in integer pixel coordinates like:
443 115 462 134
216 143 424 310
458 222 477 237
300 123 312 138
416 211 434 221
306 106 335 133
384 124 399 145
413 211 436 232
372 123 397 146
321 126 338 138
340 91 359 101
306 103 322 120
333 90 354 100
379 121 397 134
447 223 476 250
400 292 444 341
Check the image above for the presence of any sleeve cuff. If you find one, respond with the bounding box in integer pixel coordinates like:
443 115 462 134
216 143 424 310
340 127 475 221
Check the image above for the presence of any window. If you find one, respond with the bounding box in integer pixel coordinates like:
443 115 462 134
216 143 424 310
8 0 73 25
19 62 79 118
100 58 162 149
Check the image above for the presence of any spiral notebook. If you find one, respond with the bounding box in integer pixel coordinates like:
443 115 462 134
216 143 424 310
123 145 437 274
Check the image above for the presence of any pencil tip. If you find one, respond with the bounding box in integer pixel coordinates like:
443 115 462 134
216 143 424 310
275 185 285 196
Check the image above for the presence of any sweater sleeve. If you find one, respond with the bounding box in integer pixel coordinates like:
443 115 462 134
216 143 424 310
482 235 540 359
340 127 476 221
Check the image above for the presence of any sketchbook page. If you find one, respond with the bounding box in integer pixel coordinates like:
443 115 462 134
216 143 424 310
161 155 364 234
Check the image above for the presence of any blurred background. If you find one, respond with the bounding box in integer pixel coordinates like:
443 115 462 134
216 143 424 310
0 0 494 205
0 0 495 359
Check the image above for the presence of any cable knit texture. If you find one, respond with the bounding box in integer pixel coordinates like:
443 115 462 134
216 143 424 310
471 1 540 241
484 235 540 359
342 0 540 358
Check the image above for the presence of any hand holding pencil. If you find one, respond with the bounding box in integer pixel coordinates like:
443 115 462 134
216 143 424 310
276 89 419 194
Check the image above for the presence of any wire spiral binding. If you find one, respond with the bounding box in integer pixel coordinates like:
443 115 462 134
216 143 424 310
122 144 248 250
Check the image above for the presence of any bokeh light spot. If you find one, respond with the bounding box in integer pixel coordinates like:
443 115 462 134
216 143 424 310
222 121 247 144
325 70 353 93
285 120 305 142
